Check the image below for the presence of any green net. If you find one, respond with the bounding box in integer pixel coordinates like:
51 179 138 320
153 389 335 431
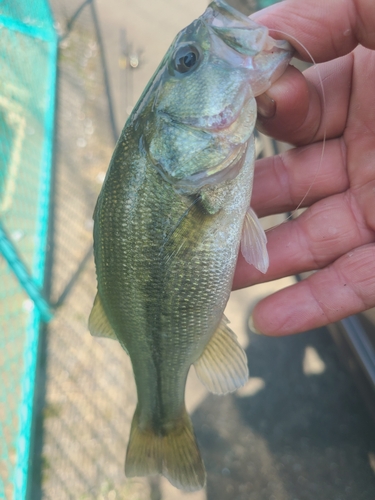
0 2 57 499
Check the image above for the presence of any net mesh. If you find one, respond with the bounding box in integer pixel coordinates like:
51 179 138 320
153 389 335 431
30 1 144 498
0 1 57 499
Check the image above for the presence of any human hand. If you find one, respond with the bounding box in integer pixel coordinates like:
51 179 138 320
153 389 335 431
233 0 375 336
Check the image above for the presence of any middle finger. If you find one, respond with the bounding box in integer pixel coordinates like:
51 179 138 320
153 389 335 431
234 191 375 289
251 137 348 217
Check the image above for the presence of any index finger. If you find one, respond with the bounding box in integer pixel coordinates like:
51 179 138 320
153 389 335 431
251 0 375 62
251 0 375 146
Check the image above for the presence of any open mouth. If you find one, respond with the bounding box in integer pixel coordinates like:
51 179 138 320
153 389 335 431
182 102 242 131
178 85 248 133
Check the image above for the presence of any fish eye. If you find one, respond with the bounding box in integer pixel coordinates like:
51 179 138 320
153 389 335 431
173 44 201 74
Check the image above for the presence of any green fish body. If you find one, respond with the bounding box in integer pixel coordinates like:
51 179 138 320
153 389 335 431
89 0 292 491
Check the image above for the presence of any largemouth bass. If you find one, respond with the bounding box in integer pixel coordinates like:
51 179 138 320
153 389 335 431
89 0 292 491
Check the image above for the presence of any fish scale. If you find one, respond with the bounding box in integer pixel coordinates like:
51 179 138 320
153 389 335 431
89 0 292 491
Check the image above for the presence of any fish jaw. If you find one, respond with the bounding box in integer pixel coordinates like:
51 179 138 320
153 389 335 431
202 0 293 96
149 95 257 194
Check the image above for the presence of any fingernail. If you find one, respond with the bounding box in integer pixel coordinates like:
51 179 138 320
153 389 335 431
249 315 263 335
256 93 276 119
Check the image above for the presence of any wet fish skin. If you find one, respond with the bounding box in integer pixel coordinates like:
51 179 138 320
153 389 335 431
89 0 292 491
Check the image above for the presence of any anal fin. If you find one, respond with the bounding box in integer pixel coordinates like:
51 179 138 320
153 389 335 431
88 293 118 342
194 316 249 395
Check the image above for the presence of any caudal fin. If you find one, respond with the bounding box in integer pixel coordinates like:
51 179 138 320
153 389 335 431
125 407 206 491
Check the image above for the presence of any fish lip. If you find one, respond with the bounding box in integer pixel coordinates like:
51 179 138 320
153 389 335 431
169 140 249 193
162 82 249 133
178 101 242 132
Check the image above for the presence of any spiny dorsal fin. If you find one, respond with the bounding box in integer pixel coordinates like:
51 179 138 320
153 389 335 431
88 293 118 342
241 205 269 274
194 316 248 395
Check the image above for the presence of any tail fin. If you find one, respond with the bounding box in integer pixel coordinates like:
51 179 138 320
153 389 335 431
125 407 206 491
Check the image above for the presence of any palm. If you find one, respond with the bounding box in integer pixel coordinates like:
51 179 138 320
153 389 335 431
233 5 375 336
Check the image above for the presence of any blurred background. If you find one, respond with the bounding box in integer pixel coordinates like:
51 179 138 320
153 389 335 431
1 1 375 499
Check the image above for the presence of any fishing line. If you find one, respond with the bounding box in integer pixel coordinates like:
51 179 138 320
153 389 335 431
267 28 327 222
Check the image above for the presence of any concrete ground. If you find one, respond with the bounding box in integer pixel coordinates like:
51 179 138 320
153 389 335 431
30 1 375 499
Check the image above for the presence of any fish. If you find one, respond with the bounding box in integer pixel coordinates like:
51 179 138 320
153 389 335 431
89 0 292 491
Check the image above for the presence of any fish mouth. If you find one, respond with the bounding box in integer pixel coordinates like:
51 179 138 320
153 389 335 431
169 80 249 133
180 101 243 132
172 139 249 193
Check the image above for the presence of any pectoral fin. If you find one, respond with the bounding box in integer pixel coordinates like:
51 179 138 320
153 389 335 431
241 206 269 274
88 293 118 342
194 316 248 395
162 197 212 264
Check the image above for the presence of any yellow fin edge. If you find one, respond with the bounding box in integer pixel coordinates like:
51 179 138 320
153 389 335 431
194 315 249 395
125 407 206 491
